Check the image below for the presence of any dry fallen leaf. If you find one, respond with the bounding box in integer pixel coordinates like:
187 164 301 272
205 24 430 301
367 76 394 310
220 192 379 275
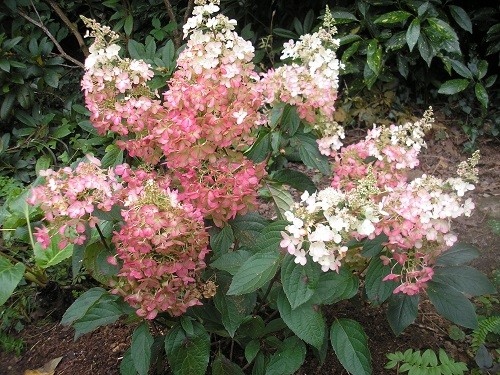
24 356 63 375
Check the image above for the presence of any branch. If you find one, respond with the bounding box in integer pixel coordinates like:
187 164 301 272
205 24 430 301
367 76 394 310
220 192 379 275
183 0 195 25
44 0 89 57
162 0 182 49
17 9 85 69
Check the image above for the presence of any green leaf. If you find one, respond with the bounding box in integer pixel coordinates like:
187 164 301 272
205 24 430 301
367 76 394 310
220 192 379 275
228 251 281 295
210 250 251 275
330 319 372 375
252 220 288 254
61 287 107 325
417 34 434 67
1 93 16 120
432 266 496 296
72 294 124 339
309 267 359 305
82 241 120 284
427 281 478 329
265 183 294 220
281 254 321 309
277 290 326 350
295 134 331 175
229 213 268 247
438 79 469 95
245 130 271 163
446 58 473 79
265 336 306 375
212 354 245 375
214 276 256 337
435 243 480 266
474 83 488 108
364 257 396 305
35 154 52 175
374 11 411 25
449 6 472 33
128 40 145 60
361 234 388 257
34 237 73 268
210 225 234 256
366 40 382 74
273 28 298 39
331 11 359 24
44 70 59 88
165 321 210 375
131 323 153 375
245 340 260 364
281 105 301 137
271 169 317 194
0 59 10 72
386 293 419 335
124 14 134 36
0 257 25 306
406 18 421 52
120 348 137 375
101 144 124 168
477 60 488 80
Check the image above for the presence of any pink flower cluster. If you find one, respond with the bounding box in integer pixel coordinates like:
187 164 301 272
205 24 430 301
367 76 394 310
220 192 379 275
281 112 479 295
175 151 266 227
110 165 210 319
27 155 122 249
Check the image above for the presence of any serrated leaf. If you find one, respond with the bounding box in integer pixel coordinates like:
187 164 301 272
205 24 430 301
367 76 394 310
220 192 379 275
281 105 300 136
309 267 359 305
277 290 325 350
228 251 281 295
210 250 251 275
34 237 73 269
271 169 317 194
474 83 488 108
214 276 256 337
406 18 421 52
374 11 411 25
72 295 124 339
427 281 478 329
266 336 306 375
435 243 480 266
212 354 245 375
449 5 472 33
361 235 386 257
229 213 268 247
386 293 419 335
0 258 25 306
331 319 372 375
281 254 321 309
438 79 469 95
295 134 330 175
245 131 271 163
131 323 153 375
266 183 294 220
101 144 124 168
82 241 120 284
210 225 234 256
365 257 396 305
61 288 107 325
252 220 288 254
165 321 210 375
432 266 496 296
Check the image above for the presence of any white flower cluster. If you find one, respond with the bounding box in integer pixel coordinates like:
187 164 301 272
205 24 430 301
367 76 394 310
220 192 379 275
180 0 255 75
281 180 384 272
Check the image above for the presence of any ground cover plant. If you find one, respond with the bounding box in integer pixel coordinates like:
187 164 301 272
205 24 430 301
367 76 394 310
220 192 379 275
0 1 498 374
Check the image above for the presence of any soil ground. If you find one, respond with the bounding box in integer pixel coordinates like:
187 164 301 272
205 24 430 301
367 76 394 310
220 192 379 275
1 122 498 375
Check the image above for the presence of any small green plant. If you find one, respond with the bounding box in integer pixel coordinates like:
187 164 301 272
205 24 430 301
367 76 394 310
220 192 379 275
0 330 24 356
385 348 468 375
472 316 500 353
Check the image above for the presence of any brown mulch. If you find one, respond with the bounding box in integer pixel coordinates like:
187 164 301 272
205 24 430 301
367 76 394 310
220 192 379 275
1 121 498 375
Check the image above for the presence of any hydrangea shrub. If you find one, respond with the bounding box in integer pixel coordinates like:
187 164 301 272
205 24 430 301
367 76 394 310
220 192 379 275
28 1 495 374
